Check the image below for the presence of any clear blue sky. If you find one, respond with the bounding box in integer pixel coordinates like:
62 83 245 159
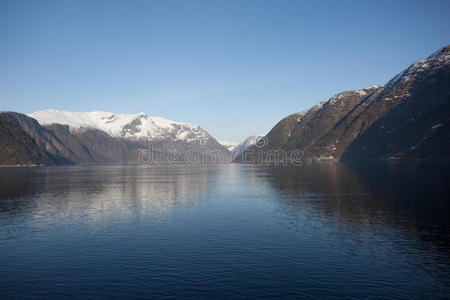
1 0 449 142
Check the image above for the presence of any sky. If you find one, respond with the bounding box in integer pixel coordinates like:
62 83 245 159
1 0 449 142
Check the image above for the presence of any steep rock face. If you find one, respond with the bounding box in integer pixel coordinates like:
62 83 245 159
288 86 383 156
340 46 450 160
237 45 450 163
0 114 55 166
394 116 450 160
0 112 84 164
45 124 132 164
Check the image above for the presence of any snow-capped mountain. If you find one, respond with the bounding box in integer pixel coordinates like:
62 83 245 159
28 110 210 143
0 110 230 165
232 134 265 158
219 141 239 152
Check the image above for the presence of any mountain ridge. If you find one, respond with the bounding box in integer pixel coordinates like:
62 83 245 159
235 45 450 163
0 111 230 165
28 109 210 143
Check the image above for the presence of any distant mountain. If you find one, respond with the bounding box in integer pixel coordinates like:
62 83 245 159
219 141 239 152
236 45 450 163
0 110 230 165
232 134 265 159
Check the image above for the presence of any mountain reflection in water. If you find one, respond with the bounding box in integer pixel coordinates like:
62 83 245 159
0 163 449 298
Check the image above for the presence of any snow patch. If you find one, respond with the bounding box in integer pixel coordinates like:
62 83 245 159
383 46 450 94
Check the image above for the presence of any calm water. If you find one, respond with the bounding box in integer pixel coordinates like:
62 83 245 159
0 163 449 299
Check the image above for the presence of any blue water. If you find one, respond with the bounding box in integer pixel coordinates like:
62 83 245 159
0 164 449 298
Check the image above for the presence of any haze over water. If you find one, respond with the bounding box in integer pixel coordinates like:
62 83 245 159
0 163 449 298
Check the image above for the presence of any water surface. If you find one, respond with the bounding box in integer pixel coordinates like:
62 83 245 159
0 163 449 298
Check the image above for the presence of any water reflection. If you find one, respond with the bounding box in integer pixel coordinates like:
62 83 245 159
252 163 449 231
0 166 217 227
0 163 449 298
243 163 450 291
245 163 450 266
1 163 449 238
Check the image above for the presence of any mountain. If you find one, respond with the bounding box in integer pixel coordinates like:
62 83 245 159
0 114 55 166
219 141 239 152
220 135 266 159
28 110 211 142
236 45 450 163
0 110 230 165
231 134 265 159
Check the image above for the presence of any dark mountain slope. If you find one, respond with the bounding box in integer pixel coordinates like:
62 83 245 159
391 103 450 161
340 46 450 160
0 115 54 166
236 45 450 163
0 112 83 163
287 86 383 155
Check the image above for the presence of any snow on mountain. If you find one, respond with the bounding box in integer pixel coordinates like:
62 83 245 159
384 45 450 93
28 109 211 143
232 134 265 158
219 141 239 152
316 86 383 110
